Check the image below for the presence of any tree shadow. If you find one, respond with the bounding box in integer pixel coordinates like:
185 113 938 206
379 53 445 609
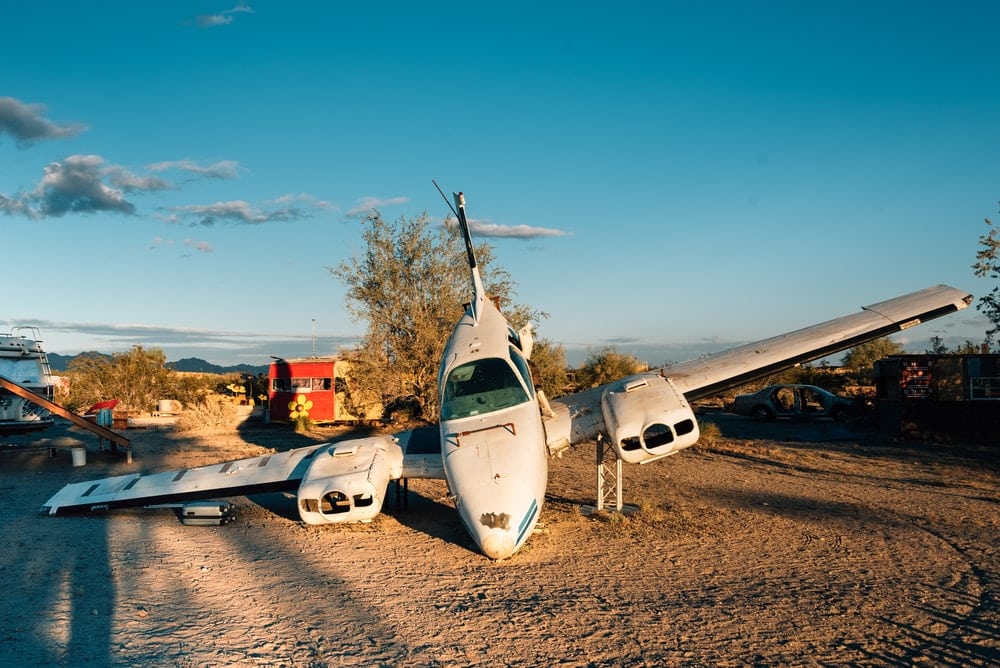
0 448 113 665
699 409 871 442
870 596 1000 666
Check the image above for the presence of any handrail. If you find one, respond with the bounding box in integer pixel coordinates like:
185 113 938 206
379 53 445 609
453 422 515 446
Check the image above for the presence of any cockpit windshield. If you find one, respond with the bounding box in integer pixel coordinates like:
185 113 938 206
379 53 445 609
441 357 530 420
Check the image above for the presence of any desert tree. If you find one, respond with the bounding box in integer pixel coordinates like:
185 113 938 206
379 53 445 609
840 338 904 384
926 335 950 355
927 335 984 355
972 206 1000 350
331 210 545 420
952 340 985 354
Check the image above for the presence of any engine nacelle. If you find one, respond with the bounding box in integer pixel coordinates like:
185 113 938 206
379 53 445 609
600 373 699 464
296 435 403 525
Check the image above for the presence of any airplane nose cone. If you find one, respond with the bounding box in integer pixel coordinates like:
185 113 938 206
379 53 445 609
480 530 516 560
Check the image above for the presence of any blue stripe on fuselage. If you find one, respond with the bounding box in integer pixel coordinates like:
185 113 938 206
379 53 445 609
516 498 539 545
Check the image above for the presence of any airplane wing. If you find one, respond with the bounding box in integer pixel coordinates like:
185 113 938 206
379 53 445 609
42 427 446 520
42 446 317 514
664 284 973 400
541 284 972 461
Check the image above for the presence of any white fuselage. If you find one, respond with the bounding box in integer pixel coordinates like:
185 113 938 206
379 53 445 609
437 294 548 560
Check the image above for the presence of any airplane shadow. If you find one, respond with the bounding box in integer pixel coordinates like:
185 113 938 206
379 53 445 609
387 480 477 545
245 490 300 521
246 479 478 555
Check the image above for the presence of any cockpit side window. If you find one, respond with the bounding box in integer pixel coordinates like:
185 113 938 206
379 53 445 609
507 325 524 351
509 347 535 399
441 357 530 420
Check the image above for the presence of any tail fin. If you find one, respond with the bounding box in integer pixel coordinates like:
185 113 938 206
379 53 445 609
453 191 487 324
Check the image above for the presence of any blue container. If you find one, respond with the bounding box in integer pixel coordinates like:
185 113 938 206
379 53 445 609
97 408 113 427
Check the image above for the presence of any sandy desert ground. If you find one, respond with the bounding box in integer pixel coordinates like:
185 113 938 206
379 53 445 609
0 411 997 667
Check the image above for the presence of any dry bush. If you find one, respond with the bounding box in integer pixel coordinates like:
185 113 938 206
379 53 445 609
590 499 669 541
697 419 722 445
292 415 315 433
576 347 646 389
175 397 239 433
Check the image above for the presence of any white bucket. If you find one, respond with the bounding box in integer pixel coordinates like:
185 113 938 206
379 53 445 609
71 447 87 467
157 399 181 415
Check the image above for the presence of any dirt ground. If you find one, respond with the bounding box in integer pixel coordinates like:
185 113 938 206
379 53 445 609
0 410 997 667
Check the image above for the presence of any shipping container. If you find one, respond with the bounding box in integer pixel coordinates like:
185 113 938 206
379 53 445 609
874 354 1000 444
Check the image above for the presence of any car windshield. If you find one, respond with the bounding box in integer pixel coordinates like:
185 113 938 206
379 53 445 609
441 357 530 420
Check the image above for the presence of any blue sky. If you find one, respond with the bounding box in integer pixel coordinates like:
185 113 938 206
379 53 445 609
2 1 997 367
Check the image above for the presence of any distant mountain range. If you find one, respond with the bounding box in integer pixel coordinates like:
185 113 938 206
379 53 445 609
168 358 268 375
47 352 267 376
45 352 108 372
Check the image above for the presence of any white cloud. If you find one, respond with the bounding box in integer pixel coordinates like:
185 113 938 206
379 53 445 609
36 155 135 217
146 159 242 179
345 195 410 218
169 193 328 226
0 96 85 147
195 3 254 29
106 166 173 192
468 220 571 239
0 154 194 218
14 317 360 366
173 200 266 225
183 238 215 253
0 193 38 218
266 192 334 210
444 215 571 239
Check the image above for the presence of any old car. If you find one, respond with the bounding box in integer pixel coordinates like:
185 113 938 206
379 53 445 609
731 384 853 421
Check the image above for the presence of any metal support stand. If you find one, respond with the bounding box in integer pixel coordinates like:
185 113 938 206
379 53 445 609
581 434 637 516
393 477 409 511
596 434 623 512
